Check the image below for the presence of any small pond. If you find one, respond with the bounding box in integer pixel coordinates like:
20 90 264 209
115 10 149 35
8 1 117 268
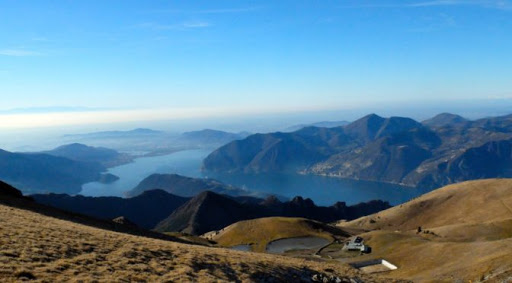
266 236 330 254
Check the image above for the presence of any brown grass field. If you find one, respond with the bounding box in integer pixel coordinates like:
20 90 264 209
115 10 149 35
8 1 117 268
3 178 511 282
338 179 512 282
0 195 386 282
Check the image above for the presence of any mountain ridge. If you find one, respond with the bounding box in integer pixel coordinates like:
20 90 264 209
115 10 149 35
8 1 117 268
155 190 390 235
203 113 512 189
43 143 133 167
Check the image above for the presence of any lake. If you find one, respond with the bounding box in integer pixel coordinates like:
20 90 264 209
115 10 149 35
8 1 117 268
81 149 209 197
81 149 428 206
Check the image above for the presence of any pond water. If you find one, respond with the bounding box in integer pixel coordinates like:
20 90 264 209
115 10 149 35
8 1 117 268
229 244 252 252
81 149 428 206
266 237 330 254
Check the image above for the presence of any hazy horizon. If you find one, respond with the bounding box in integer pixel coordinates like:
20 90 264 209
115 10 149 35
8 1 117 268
2 0 511 132
1 99 511 152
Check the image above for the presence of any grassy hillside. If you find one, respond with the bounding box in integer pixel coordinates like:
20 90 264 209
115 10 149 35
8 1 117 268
342 178 512 231
337 179 512 282
0 195 378 282
210 217 350 252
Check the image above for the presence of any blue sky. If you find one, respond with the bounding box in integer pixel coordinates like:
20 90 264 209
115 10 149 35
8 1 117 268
1 0 512 128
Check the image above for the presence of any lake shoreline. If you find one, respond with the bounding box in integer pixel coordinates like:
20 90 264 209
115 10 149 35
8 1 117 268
81 149 426 206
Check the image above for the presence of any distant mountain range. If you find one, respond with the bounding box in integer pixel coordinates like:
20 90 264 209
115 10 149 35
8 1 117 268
62 128 250 155
42 143 133 167
61 128 173 155
0 149 107 194
0 142 139 194
284 121 350 132
3 127 249 195
203 113 512 189
63 128 163 139
177 129 250 148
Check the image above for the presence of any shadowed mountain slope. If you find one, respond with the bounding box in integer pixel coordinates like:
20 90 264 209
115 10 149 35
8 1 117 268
155 191 390 235
0 180 23 198
155 191 249 235
32 189 189 229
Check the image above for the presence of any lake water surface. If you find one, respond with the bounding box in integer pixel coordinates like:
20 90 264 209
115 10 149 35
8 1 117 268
81 149 209 197
81 149 428 206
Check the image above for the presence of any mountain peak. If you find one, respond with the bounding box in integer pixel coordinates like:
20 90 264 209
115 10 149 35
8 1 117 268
345 114 420 141
56 143 89 149
422 113 468 127
354 113 385 125
364 113 383 119
154 190 245 235
261 195 282 206
290 196 316 207
196 190 221 200
345 114 385 134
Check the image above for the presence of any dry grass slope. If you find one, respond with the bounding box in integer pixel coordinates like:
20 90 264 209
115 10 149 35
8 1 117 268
343 178 512 231
0 196 383 282
338 179 512 282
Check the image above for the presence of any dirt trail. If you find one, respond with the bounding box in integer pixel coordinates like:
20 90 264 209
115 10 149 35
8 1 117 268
501 199 512 216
